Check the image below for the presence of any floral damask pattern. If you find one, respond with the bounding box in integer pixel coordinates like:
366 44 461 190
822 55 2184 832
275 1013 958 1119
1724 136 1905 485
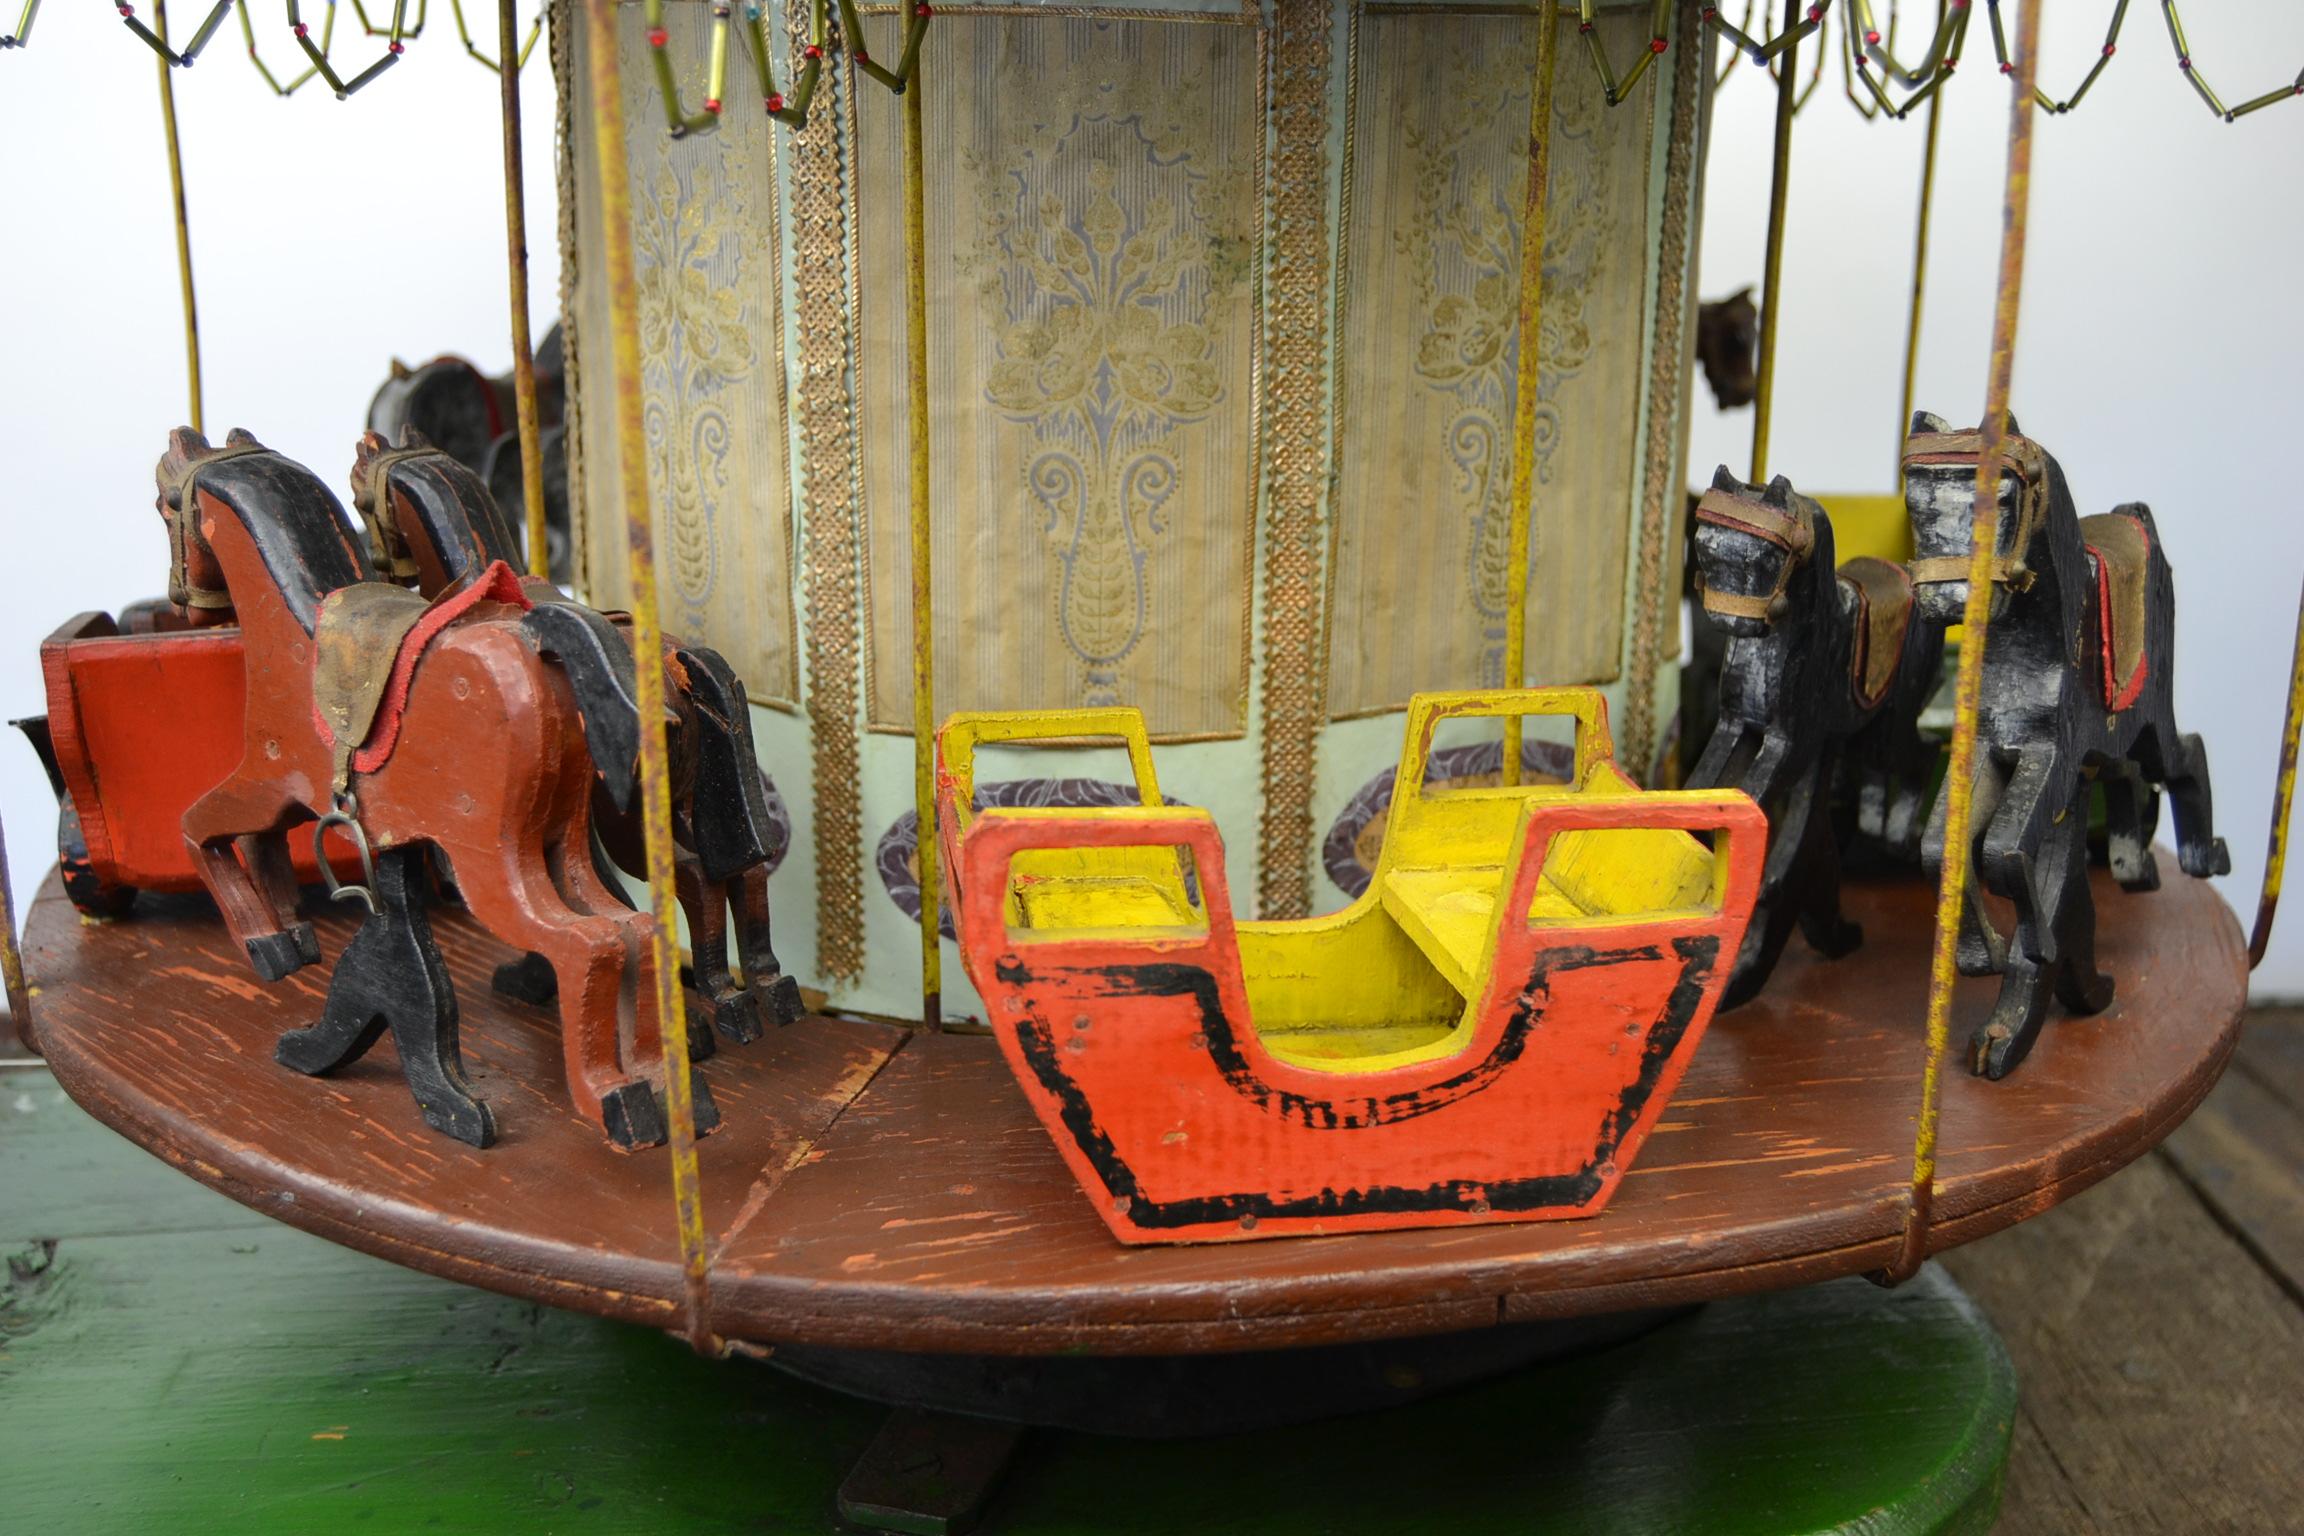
1396 36 1614 687
634 159 754 633
969 38 1249 706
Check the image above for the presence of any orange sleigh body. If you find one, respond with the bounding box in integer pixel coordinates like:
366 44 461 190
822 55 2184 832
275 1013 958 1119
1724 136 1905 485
937 689 1769 1245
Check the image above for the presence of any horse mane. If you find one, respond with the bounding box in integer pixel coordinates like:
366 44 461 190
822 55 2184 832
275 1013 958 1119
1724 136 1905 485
387 451 524 577
187 451 369 635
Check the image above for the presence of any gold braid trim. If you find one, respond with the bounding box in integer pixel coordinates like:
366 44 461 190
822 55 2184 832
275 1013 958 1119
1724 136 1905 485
1622 1 1701 785
1256 0 1333 920
550 0 585 598
792 0 867 983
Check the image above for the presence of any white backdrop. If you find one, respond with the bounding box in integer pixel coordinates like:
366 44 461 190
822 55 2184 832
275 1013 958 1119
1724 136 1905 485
2 3 2301 992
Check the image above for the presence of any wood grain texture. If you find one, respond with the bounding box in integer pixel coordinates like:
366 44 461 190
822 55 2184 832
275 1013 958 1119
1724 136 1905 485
3 1064 2014 1534
1940 1011 2304 1533
22 860 2243 1355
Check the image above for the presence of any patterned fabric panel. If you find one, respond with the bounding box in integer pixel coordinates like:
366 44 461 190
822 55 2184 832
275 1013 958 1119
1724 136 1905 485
1325 7 1656 716
567 2 801 709
856 15 1263 741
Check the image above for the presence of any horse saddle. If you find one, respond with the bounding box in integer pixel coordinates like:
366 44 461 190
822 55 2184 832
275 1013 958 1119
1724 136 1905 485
1838 556 1915 711
2080 512 2150 711
311 562 533 791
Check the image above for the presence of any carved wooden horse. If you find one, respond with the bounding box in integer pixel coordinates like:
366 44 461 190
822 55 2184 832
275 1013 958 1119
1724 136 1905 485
1904 412 2228 1078
159 427 710 1147
1688 468 1942 1005
350 430 805 1047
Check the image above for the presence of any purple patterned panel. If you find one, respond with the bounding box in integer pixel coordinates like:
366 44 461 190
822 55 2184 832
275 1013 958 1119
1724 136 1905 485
878 778 1188 938
1321 739 1577 899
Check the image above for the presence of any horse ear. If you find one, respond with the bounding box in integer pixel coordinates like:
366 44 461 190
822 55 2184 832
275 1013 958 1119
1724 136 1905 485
1764 475 1793 508
1710 464 1741 492
1727 285 1752 305
224 427 265 451
389 357 413 381
399 426 436 452
1912 411 1951 435
2002 410 2023 437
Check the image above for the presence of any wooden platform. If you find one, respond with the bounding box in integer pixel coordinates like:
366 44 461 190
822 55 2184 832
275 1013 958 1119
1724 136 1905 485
18 864 2246 1355
0 1063 2015 1533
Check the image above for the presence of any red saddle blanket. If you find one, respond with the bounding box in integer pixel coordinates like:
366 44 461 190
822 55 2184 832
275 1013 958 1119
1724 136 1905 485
2081 513 2149 712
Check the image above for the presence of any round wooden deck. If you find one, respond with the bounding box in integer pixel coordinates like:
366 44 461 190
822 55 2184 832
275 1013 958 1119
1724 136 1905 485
22 863 2246 1356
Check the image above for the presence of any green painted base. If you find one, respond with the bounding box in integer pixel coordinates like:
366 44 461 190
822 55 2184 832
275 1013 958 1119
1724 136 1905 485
1 1068 2013 1533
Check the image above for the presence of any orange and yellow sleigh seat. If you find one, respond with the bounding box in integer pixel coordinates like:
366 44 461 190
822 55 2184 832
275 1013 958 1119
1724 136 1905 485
935 690 1767 1245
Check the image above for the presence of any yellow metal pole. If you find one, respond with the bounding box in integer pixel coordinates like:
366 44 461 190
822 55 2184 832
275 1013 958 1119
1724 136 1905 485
1896 1 1946 486
905 66 940 1030
1748 0 1799 484
0 816 30 1050
584 0 716 1352
2250 577 2304 968
1502 1 1560 788
1880 0 2040 1288
499 0 549 580
155 0 204 433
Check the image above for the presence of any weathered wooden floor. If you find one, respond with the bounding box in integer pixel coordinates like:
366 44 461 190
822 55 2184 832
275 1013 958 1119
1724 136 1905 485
3 1007 2300 1530
1939 1007 2304 1535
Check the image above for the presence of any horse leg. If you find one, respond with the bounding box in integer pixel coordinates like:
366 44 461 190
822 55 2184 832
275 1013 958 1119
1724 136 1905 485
2051 842 2116 1017
1794 789 1862 960
496 819 637 1009
1971 772 2091 1079
450 837 667 1149
730 863 807 1028
275 847 495 1147
1721 761 1821 1008
183 775 311 981
2098 760 2163 892
672 853 739 1055
1978 748 2060 964
2144 726 2232 879
239 831 322 968
1926 755 2011 977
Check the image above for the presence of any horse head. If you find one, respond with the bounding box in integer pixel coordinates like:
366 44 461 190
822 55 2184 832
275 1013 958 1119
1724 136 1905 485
366 354 506 473
154 426 271 624
1902 410 2059 626
1690 465 1824 637
351 427 523 597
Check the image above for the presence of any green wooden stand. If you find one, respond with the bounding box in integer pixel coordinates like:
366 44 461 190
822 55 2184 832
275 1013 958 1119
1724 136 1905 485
0 1067 2012 1533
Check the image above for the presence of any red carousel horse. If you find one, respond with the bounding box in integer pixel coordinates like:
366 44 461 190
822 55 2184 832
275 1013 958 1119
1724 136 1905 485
159 427 702 1148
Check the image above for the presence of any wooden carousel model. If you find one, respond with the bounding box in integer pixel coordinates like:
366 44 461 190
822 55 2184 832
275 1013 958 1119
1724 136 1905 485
5 0 2301 1529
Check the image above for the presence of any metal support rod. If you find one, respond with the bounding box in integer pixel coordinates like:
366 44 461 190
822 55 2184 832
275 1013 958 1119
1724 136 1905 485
583 0 716 1354
156 0 203 433
1502 1 1561 788
1896 1 1945 485
499 0 549 580
0 816 30 1051
1748 0 1799 484
905 64 940 1031
2250 574 2304 968
1878 0 2040 1289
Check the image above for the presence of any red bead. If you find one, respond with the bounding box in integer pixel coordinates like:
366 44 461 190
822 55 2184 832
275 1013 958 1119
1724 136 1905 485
2102 43 2115 57
854 47 868 61
1999 61 2011 74
704 97 721 112
116 3 131 14
1806 5 1821 19
294 20 309 34
387 39 402 52
766 92 784 110
915 2 931 15
1650 36 1666 53
647 25 666 45
803 42 820 57
2179 55 2192 71
1865 28 1880 44
1701 4 1716 16
1578 20 1593 33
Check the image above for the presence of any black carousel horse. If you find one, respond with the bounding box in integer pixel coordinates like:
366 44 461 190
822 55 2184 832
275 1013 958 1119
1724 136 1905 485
350 430 805 1052
1687 467 1943 1007
1903 411 2228 1078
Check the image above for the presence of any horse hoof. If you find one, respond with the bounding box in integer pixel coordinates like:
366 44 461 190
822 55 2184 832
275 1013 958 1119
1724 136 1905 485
686 1013 720 1063
246 930 314 982
419 1095 498 1149
692 1075 722 1135
754 973 807 1028
1968 1022 2029 1080
492 953 559 1006
2183 837 2231 880
600 1081 668 1150
710 989 765 1046
291 922 322 967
